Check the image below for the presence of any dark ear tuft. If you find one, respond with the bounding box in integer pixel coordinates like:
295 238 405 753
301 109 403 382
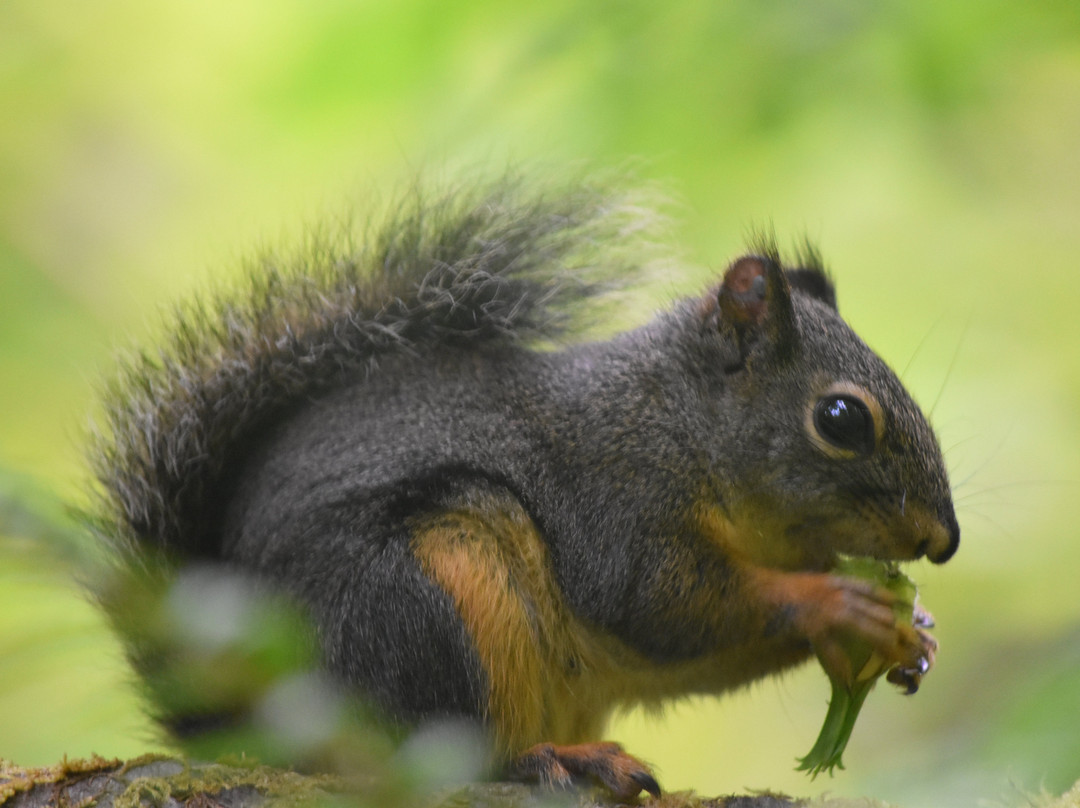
785 241 837 310
786 267 837 310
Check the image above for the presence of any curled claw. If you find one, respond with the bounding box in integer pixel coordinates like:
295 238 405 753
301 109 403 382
887 660 927 694
913 604 936 629
887 625 937 694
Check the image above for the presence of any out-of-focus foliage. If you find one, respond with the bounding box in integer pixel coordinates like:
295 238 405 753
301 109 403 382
2 2 1079 806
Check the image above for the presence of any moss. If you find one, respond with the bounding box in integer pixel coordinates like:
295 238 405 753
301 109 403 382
0 755 345 808
113 757 344 808
0 754 122 802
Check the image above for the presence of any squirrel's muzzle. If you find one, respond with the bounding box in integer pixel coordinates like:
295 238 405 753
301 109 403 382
925 508 960 564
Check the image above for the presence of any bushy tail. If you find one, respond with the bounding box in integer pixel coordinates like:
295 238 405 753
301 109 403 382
87 175 663 561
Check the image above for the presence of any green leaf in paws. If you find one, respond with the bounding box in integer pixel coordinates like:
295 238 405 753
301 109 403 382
796 555 917 778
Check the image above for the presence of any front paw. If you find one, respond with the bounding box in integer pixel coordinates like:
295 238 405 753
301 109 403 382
796 573 932 689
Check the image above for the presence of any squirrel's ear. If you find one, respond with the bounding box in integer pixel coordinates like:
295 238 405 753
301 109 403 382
786 267 837 311
716 254 799 369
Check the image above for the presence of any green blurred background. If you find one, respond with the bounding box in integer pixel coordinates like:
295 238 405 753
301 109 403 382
2 2 1079 806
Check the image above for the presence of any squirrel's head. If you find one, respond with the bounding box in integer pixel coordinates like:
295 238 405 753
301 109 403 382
696 249 960 571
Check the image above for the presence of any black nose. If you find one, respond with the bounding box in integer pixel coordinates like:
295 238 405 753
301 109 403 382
931 509 960 564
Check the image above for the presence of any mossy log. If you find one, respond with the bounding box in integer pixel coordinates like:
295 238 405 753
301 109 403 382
0 755 901 808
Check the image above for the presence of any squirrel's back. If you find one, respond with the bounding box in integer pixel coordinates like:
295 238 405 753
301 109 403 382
89 177 655 562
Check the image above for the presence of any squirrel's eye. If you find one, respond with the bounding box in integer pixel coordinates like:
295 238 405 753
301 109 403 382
813 395 875 456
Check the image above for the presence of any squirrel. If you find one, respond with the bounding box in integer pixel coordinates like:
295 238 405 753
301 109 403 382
87 176 959 800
